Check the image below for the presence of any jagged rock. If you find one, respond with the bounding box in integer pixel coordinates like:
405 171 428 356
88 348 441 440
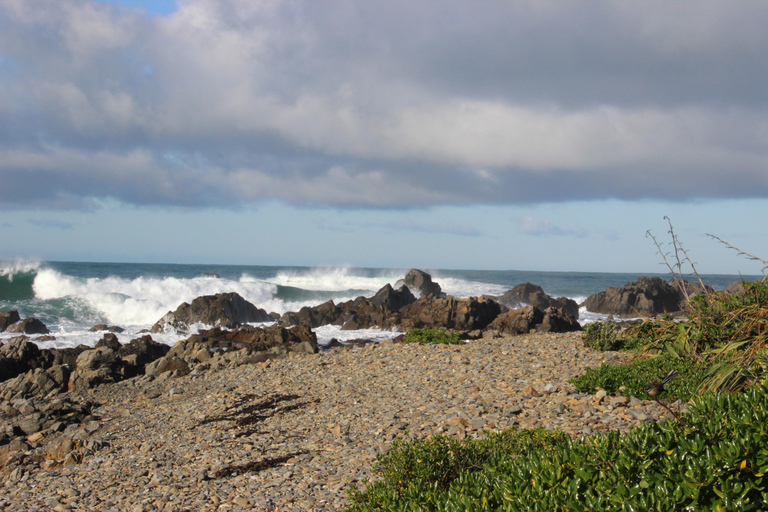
151 292 272 332
6 318 50 335
0 366 70 401
116 335 170 377
727 281 746 294
95 333 121 352
199 324 318 354
68 347 120 392
144 356 191 378
45 346 90 369
487 305 544 335
537 307 582 333
396 269 443 298
370 284 417 312
0 311 21 332
672 279 715 299
497 283 579 319
396 295 501 331
0 338 47 382
582 277 684 317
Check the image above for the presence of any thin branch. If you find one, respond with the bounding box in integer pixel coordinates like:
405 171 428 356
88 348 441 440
707 234 768 274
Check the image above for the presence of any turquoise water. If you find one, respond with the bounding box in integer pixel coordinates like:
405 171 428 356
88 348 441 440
0 260 760 350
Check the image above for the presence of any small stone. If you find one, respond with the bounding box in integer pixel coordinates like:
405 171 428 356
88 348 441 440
168 387 185 397
522 385 541 397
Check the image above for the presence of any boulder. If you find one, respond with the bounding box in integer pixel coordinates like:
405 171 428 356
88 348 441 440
370 284 417 312
497 283 579 319
0 338 47 382
0 311 21 332
396 295 501 331
95 333 121 352
117 335 170 377
68 347 120 391
487 306 544 335
581 277 684 317
144 356 191 378
537 307 582 333
396 269 443 298
150 292 272 332
6 318 50 335
726 281 746 295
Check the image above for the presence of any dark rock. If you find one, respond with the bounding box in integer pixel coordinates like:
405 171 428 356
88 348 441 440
117 335 170 377
0 311 21 332
396 295 501 331
6 318 50 335
95 333 121 351
68 347 120 391
370 284 416 312
497 283 579 319
202 273 221 278
582 277 684 317
144 356 191 378
396 269 443 298
672 279 715 299
0 338 47 382
89 324 125 333
151 292 272 332
199 324 318 354
45 345 90 369
487 306 544 335
537 307 582 333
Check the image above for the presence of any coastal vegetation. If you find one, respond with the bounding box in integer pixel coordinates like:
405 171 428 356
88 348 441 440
346 382 768 511
347 228 768 511
404 327 463 345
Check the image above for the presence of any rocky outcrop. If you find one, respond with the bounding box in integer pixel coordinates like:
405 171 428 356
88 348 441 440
396 269 443 298
497 283 579 319
117 335 171 378
0 311 21 332
151 292 272 333
486 305 581 335
370 284 417 312
0 395 96 441
582 277 684 317
0 338 48 382
396 295 501 331
68 347 120 392
5 318 50 335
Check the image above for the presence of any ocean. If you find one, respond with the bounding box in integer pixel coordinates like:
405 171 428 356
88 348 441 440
0 260 759 350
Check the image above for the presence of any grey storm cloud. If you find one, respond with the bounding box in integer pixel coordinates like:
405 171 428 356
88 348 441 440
1 0 768 210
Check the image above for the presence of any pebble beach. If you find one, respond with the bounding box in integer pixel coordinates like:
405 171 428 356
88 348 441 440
0 331 680 511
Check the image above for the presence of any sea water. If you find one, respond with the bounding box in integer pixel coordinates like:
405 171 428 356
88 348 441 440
0 260 760 350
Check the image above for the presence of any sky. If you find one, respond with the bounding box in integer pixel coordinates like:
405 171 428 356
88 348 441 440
1 0 767 274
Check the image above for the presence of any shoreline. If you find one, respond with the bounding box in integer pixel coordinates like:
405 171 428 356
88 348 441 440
0 331 680 511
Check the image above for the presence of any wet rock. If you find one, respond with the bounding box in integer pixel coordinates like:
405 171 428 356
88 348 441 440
6 318 50 335
582 276 684 317
151 292 272 333
0 310 21 332
396 268 443 298
497 283 580 319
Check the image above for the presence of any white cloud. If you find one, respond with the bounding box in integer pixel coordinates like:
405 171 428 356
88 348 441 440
2 0 768 210
518 216 588 238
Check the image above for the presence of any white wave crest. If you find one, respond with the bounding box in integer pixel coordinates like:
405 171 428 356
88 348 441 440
31 269 281 326
268 266 403 292
0 259 42 279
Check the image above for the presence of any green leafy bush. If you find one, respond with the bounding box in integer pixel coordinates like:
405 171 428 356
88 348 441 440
570 354 704 401
582 321 622 351
404 327 462 345
347 384 768 511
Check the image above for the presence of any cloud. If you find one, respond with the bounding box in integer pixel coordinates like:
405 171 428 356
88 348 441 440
26 218 74 229
2 0 768 210
518 216 588 238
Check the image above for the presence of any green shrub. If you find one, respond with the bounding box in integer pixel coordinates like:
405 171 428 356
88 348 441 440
404 327 462 345
570 353 704 401
582 321 623 351
347 384 768 511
